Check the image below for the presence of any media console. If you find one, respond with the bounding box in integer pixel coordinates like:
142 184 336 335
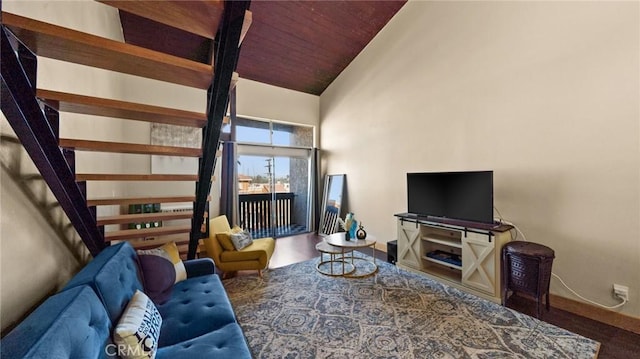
395 213 513 303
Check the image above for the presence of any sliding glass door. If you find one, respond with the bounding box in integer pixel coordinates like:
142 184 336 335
236 147 312 238
232 116 315 238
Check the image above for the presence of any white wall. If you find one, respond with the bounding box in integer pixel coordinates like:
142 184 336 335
320 1 639 317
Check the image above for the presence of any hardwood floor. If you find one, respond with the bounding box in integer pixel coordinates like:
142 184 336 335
244 233 639 359
269 233 324 269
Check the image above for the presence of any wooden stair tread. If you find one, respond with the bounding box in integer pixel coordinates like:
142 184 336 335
97 211 193 226
105 225 191 241
98 0 224 39
77 174 198 181
88 196 196 206
37 89 206 127
60 139 202 157
2 12 213 89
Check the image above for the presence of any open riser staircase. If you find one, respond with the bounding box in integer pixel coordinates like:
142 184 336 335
1 1 252 259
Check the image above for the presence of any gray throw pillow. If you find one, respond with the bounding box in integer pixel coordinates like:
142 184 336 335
230 231 253 250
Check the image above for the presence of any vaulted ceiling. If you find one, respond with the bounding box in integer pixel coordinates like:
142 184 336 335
111 0 406 96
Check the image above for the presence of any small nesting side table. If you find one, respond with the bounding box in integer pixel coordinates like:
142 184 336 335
502 241 555 318
325 232 378 278
315 241 355 276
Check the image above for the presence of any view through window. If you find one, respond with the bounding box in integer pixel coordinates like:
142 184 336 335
233 117 314 237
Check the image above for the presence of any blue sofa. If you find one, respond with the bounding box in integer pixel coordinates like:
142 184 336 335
1 242 251 358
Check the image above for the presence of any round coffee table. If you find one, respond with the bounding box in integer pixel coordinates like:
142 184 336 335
315 241 355 276
324 232 378 278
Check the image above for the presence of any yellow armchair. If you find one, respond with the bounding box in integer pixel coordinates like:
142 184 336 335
203 215 275 278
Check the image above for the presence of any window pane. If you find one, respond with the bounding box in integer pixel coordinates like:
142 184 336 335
273 122 313 147
237 155 271 194
235 117 270 144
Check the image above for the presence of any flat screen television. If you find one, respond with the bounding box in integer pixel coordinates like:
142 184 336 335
407 171 494 224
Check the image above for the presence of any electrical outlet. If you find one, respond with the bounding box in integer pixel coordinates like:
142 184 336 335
613 284 629 302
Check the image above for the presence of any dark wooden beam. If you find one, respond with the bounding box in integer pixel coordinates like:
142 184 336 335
1 27 105 256
189 1 251 259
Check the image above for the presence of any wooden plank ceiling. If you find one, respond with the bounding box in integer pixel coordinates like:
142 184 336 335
113 0 406 95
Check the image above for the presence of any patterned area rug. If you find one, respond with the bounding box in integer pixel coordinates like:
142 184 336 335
223 255 600 358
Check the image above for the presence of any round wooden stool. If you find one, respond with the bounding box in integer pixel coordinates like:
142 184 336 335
502 241 555 318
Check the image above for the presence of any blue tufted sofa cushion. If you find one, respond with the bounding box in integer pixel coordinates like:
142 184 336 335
157 323 251 359
0 286 113 359
4 242 251 358
63 242 144 323
156 274 238 346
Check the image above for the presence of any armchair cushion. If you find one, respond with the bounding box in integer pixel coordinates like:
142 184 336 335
216 226 243 251
219 237 274 267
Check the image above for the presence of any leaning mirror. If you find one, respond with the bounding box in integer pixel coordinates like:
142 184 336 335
319 174 345 235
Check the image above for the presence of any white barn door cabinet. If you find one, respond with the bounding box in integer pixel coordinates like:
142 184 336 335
396 214 512 303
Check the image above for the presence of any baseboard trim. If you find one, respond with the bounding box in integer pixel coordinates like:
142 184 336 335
550 294 640 335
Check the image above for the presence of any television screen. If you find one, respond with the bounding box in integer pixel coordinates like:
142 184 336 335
407 171 494 224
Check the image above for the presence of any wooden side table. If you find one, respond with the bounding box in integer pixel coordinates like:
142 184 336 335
502 241 555 318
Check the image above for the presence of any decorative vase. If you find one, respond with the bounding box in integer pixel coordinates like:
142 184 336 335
344 230 351 241
356 224 367 239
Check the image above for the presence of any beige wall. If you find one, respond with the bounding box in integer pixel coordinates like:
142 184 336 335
320 1 639 317
0 1 321 332
236 78 320 145
1 0 124 331
0 119 92 331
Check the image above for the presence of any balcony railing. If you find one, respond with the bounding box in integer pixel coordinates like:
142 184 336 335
239 192 304 237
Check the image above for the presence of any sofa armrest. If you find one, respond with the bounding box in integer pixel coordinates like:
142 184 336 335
184 258 216 277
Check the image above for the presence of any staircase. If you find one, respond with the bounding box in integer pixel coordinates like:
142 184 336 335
1 2 251 259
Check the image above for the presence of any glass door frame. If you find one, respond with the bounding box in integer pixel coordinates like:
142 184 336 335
236 144 313 238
